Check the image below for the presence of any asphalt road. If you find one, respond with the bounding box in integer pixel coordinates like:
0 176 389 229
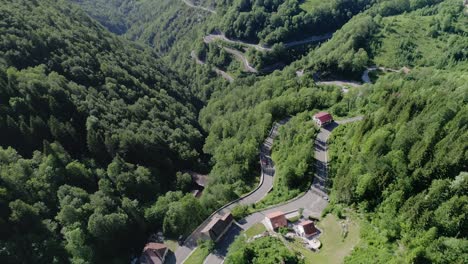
191 50 234 82
181 0 216 14
203 117 363 264
170 118 289 264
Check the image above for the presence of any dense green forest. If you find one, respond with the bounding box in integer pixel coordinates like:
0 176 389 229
1 0 467 263
329 69 467 263
323 1 468 263
0 0 206 263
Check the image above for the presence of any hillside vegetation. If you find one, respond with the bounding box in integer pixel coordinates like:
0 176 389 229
0 0 205 262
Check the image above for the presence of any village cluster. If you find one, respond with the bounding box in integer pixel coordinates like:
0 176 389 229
138 111 334 264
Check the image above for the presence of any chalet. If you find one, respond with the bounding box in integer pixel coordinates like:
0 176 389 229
140 243 168 264
297 220 319 238
201 212 234 242
313 112 333 127
264 211 287 230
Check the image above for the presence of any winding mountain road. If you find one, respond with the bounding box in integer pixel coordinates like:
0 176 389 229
181 0 216 14
202 116 363 264
191 50 234 82
170 118 290 264
223 47 258 73
203 32 332 73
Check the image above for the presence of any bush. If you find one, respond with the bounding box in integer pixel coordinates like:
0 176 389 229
231 204 251 221
278 227 289 236
197 239 215 252
287 215 300 223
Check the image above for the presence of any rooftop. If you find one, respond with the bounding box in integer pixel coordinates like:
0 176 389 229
266 211 285 219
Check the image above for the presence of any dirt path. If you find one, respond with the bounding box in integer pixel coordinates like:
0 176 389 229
181 0 216 14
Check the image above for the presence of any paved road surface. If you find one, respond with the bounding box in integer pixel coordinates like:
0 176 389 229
224 47 258 73
191 50 234 82
181 0 216 14
203 117 363 264
283 33 332 48
170 118 290 264
204 32 271 52
204 32 333 52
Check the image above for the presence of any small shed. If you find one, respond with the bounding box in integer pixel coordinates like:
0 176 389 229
140 242 168 264
264 211 287 230
298 220 319 238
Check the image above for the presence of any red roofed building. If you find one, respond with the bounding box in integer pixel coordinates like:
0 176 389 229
140 243 168 264
265 211 287 230
298 220 319 238
313 112 333 127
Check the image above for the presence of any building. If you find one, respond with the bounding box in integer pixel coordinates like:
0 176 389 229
140 243 168 264
313 112 333 127
264 211 287 230
297 220 319 238
201 212 234 242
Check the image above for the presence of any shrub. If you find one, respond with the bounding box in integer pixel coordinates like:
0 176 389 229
231 204 251 221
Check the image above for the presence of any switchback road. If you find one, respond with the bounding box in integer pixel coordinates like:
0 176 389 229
181 0 216 14
191 50 234 82
171 118 290 263
203 116 363 264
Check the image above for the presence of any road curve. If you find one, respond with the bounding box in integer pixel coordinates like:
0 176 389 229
181 0 216 14
224 47 258 73
191 50 234 83
203 116 363 264
171 118 290 264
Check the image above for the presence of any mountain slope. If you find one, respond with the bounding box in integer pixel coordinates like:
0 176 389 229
0 0 204 263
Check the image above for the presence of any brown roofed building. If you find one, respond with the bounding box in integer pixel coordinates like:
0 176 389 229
201 212 234 242
265 211 287 230
298 220 319 238
140 243 168 264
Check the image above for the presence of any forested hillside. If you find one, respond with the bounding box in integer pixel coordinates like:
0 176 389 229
0 0 204 263
324 0 468 262
329 68 467 263
1 0 467 263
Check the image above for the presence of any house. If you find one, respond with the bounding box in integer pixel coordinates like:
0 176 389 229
140 243 168 264
201 212 234 242
297 220 319 238
313 112 333 127
264 211 287 230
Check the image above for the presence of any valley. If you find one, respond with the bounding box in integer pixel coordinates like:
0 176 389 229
0 0 466 264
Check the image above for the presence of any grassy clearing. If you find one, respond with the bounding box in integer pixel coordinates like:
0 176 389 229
164 239 179 252
184 246 210 264
288 213 360 264
245 223 267 238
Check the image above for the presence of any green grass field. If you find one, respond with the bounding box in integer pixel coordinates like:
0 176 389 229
184 246 210 264
288 213 360 264
245 223 267 238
